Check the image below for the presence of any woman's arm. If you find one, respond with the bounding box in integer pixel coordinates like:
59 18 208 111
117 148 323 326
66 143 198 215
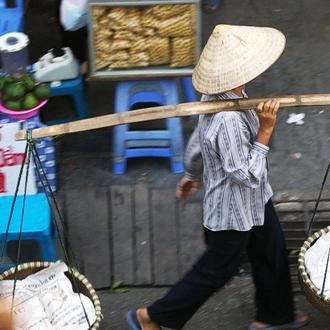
217 99 279 187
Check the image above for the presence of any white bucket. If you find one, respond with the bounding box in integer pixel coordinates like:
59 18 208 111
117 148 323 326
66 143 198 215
0 32 29 77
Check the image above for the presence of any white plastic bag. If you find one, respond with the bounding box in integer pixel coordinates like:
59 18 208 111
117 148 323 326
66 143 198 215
0 262 96 329
60 0 88 31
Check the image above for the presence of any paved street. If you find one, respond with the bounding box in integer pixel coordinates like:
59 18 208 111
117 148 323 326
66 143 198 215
97 276 330 330
25 0 330 199
23 0 330 329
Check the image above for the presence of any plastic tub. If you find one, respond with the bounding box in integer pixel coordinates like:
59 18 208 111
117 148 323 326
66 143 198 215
0 97 48 120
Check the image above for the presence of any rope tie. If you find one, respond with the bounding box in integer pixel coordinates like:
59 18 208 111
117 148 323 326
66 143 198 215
305 159 330 299
306 160 330 238
2 129 92 329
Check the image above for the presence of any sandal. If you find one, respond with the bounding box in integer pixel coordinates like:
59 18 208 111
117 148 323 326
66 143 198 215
125 310 141 330
202 0 221 13
248 312 308 330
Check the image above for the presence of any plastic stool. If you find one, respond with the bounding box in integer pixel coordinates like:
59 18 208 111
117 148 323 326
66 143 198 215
0 193 57 264
112 79 184 174
45 74 89 125
180 77 197 102
0 0 24 35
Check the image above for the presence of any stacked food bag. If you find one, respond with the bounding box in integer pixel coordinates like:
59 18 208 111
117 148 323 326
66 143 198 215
91 4 197 71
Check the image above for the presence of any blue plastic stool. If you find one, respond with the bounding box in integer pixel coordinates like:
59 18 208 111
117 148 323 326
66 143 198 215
0 193 57 265
112 79 184 174
0 0 24 35
45 74 89 125
180 77 197 102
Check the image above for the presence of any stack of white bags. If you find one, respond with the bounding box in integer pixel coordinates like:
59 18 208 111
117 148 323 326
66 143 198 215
305 231 330 297
0 262 96 329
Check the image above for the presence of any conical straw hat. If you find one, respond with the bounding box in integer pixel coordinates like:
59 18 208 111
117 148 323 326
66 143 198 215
192 24 286 95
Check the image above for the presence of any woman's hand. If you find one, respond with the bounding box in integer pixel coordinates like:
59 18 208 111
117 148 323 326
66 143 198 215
255 99 280 146
175 176 202 201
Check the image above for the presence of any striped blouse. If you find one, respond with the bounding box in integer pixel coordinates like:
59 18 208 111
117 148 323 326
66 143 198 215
184 90 273 232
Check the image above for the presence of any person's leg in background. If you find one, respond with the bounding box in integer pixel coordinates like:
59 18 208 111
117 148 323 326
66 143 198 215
54 0 88 75
202 0 221 13
61 27 88 75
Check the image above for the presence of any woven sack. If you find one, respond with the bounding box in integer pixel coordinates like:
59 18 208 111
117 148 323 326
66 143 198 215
298 225 330 316
0 261 103 329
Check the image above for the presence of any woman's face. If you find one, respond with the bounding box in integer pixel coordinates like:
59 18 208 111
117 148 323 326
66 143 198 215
231 85 245 96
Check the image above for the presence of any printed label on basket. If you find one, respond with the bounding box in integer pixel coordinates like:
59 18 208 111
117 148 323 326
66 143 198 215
0 122 37 195
0 262 96 329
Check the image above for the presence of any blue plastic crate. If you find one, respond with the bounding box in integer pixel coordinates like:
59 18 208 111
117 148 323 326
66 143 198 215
0 0 24 35
0 193 57 265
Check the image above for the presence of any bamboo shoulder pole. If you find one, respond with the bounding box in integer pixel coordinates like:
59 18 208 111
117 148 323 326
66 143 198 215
14 94 330 141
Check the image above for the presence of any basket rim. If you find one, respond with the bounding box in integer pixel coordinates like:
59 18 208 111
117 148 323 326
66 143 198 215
0 261 103 329
298 225 330 302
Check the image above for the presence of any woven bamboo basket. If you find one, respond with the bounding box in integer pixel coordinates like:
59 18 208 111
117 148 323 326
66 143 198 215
298 225 330 316
0 261 103 329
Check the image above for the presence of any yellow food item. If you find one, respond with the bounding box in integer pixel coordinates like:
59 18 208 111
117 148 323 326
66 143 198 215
149 37 171 65
91 4 198 71
170 36 196 68
158 12 194 37
151 4 192 19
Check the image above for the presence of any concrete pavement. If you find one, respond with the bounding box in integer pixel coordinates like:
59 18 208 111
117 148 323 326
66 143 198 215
25 0 330 199
97 276 330 329
94 0 330 325
23 0 330 329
